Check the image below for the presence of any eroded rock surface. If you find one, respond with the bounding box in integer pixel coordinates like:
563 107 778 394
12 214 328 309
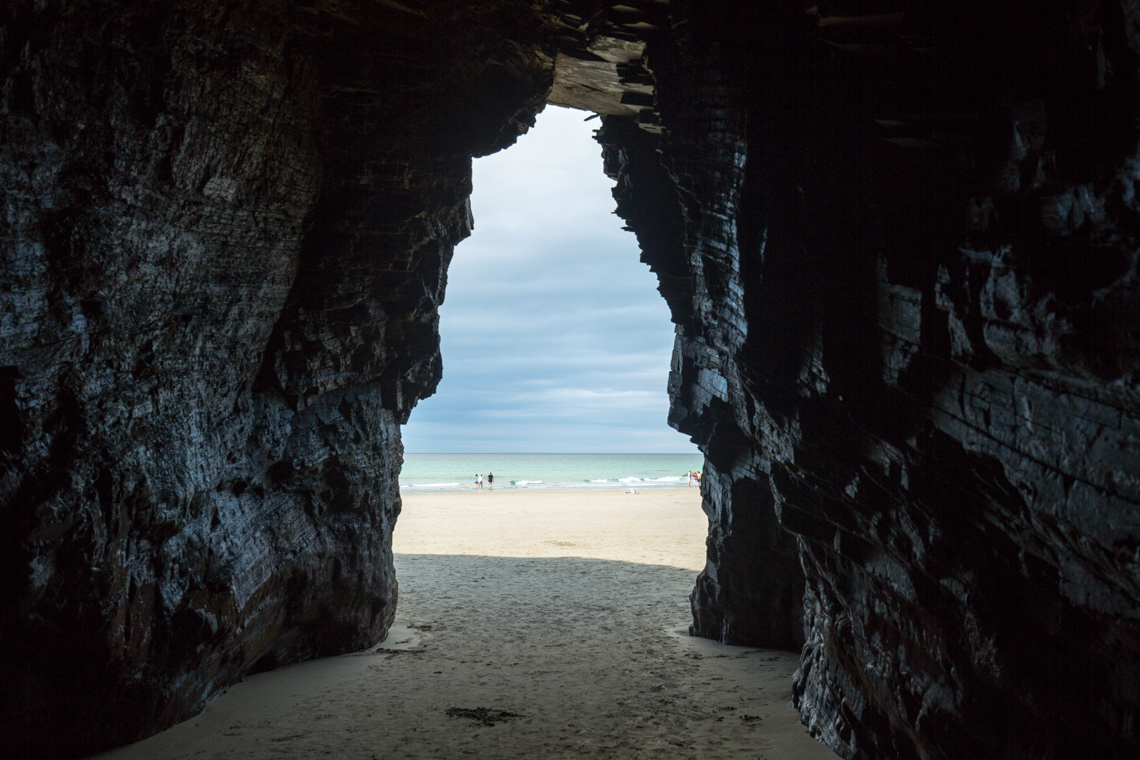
1 2 551 756
600 2 1140 759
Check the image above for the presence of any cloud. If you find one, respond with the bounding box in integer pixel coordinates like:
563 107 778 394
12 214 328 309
401 106 697 454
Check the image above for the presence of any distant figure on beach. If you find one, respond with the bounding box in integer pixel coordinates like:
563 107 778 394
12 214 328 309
626 488 638 494
475 473 482 489
487 472 494 489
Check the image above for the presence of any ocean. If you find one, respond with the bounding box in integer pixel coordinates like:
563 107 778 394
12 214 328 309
400 453 705 492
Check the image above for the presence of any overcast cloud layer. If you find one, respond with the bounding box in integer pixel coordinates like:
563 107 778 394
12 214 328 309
401 106 697 454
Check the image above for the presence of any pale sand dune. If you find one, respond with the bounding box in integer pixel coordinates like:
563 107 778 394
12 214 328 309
95 489 836 760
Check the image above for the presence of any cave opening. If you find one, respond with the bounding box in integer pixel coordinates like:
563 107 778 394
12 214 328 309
401 104 694 458
98 109 801 760
10 2 1140 757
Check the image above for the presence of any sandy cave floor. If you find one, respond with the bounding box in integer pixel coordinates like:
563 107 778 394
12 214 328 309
95 489 836 760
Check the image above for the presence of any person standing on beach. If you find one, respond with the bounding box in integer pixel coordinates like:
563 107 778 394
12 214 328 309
474 473 480 489
488 472 494 489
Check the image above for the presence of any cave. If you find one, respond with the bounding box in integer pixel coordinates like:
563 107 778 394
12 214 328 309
2 2 1138 759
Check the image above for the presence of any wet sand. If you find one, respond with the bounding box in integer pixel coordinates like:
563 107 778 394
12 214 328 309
95 488 835 759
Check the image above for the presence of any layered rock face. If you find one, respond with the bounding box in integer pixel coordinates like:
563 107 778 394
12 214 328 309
4 1 1140 759
600 2 1140 758
1 2 550 756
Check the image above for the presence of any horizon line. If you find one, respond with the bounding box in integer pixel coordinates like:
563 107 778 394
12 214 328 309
403 452 702 456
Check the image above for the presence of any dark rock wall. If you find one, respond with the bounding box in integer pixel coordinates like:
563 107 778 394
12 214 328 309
0 2 551 756
602 1 1140 758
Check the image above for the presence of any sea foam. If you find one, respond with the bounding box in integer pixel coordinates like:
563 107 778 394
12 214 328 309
399 454 704 492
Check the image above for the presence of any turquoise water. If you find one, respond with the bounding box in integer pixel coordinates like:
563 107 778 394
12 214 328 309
400 453 705 492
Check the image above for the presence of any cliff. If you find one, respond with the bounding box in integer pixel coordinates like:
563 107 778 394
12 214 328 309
600 2 1140 758
0 1 551 756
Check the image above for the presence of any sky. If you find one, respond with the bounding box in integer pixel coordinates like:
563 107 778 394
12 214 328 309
400 106 697 454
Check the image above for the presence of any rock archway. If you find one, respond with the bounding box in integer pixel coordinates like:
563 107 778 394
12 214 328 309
2 2 1139 759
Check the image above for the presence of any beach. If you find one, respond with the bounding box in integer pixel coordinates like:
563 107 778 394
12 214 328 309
95 488 834 760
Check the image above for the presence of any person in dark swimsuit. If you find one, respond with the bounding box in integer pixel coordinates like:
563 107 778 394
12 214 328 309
487 472 494 489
